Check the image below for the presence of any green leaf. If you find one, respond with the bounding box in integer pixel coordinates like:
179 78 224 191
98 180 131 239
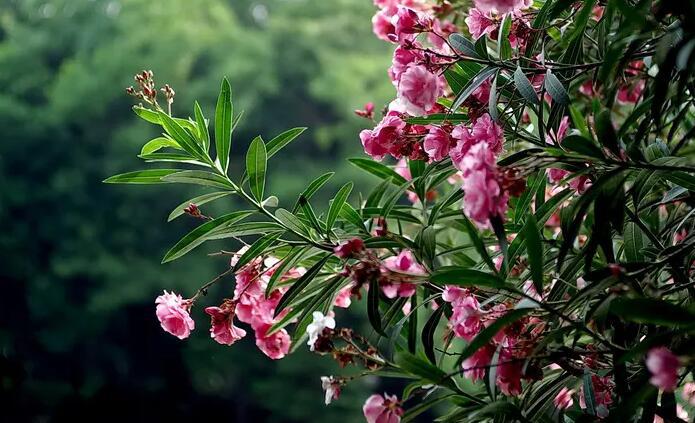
193 101 210 151
513 66 539 105
497 14 512 60
623 222 646 262
215 78 233 173
162 211 252 263
451 66 497 111
522 214 544 295
488 71 499 121
564 0 596 43
610 298 695 327
265 247 309 296
158 111 204 159
430 267 504 288
339 203 368 233
138 153 205 165
298 196 323 232
233 232 283 271
348 158 408 185
582 369 597 416
161 170 236 190
368 279 385 336
275 208 309 236
458 216 497 272
422 305 446 364
561 134 605 158
103 169 179 184
665 171 695 191
246 136 267 201
326 182 353 233
274 254 331 317
544 70 569 105
266 127 307 158
167 191 232 222
140 137 181 155
448 33 478 57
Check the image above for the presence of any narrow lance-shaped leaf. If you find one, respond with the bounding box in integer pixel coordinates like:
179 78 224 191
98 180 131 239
544 70 570 105
246 136 267 201
103 169 179 184
368 279 385 336
193 101 210 151
451 66 498 111
162 211 252 263
233 232 283 271
325 182 353 234
430 267 504 288
266 127 307 158
215 78 233 173
274 254 332 317
513 66 540 104
523 213 544 295
448 33 478 58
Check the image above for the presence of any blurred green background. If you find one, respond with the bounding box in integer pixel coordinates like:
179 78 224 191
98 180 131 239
0 0 399 420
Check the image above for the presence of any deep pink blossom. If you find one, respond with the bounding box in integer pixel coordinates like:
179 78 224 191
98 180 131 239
496 348 523 396
460 142 508 228
390 45 422 83
469 113 504 154
360 114 406 160
392 7 431 43
443 287 484 341
579 375 614 418
423 126 454 161
155 290 195 339
204 305 247 346
617 79 645 104
334 238 366 259
646 347 680 392
554 387 574 410
474 0 530 14
397 64 441 116
462 343 494 381
255 324 291 360
547 168 568 184
465 8 497 39
363 393 404 423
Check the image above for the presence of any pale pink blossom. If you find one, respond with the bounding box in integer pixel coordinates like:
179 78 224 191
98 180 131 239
462 343 494 381
450 124 476 169
334 285 354 308
682 382 695 405
372 9 396 42
155 290 195 340
397 64 441 116
554 387 574 410
204 305 247 346
423 126 454 161
460 142 508 228
474 0 530 14
469 113 504 154
306 311 336 351
646 347 680 392
363 393 404 423
381 250 424 298
545 116 570 144
321 376 341 405
465 8 497 39
255 324 291 360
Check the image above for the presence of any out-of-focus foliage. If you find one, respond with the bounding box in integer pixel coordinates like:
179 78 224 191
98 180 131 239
0 0 392 420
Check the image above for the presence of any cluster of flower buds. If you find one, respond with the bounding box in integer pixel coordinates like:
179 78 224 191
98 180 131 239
126 70 157 104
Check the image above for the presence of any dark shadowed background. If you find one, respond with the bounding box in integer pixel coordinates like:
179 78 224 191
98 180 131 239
0 0 400 421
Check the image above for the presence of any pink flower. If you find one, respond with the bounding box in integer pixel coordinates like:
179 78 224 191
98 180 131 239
392 7 431 43
474 0 530 14
204 304 247 346
423 126 454 161
462 343 494 381
155 290 195 339
397 64 441 116
333 285 354 308
568 174 592 194
381 250 424 298
443 288 484 341
472 78 492 104
390 45 423 83
334 238 366 259
682 382 695 405
465 8 497 39
372 9 396 42
545 116 570 144
355 102 375 119
646 347 680 392
547 168 568 184
361 114 406 160
469 114 504 154
255 324 291 360
496 348 523 396
617 79 645 103
460 142 508 228
442 285 469 304
363 393 404 423
554 387 574 410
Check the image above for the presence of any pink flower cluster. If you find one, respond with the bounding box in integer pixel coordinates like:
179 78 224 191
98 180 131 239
380 249 425 298
154 248 311 360
465 3 532 50
442 286 543 396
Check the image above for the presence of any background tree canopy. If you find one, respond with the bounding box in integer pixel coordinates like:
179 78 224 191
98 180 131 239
0 0 395 420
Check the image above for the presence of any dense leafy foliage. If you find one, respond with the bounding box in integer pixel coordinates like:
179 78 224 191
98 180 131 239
108 0 695 421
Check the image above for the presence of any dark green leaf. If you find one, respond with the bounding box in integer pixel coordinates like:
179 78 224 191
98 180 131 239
103 169 179 184
513 66 539 104
193 101 210 151
523 214 544 295
326 182 353 233
430 267 504 288
246 136 267 201
274 254 331 317
544 70 569 105
161 170 236 190
266 127 307 158
215 78 233 173
348 158 408 185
